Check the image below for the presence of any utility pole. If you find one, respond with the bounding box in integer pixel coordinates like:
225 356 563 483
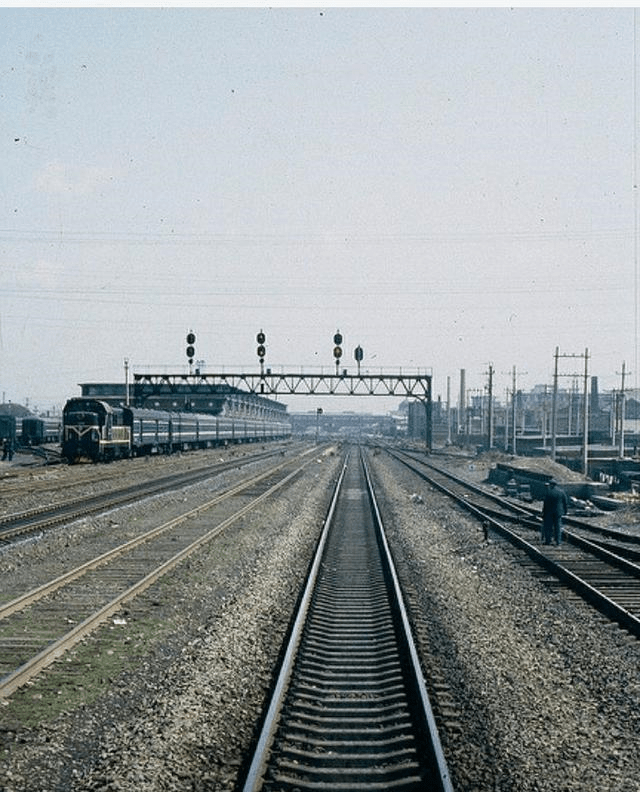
504 366 526 455
512 367 517 455
446 376 452 445
503 387 510 452
582 348 589 476
551 347 559 460
124 358 130 407
486 364 494 449
551 348 590 474
459 369 466 437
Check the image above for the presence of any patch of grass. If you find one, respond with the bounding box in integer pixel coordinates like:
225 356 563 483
0 604 176 730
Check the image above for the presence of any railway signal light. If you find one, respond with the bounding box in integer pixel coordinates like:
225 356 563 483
354 345 363 375
333 331 343 360
333 331 343 372
186 331 196 366
257 330 266 366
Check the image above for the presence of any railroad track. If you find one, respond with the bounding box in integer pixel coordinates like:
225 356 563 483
398 447 640 551
241 448 452 792
388 448 640 637
0 447 318 698
0 447 288 545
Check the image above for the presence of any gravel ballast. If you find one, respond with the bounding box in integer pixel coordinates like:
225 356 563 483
370 452 640 792
1 445 640 791
0 447 342 792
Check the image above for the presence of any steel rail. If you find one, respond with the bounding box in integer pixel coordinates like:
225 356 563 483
386 449 640 638
0 447 286 543
398 447 640 546
392 449 640 575
241 455 349 792
241 447 453 792
0 449 318 698
0 451 313 621
361 452 453 792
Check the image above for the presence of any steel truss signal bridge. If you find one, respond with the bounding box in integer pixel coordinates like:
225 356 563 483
133 370 433 447
133 370 431 399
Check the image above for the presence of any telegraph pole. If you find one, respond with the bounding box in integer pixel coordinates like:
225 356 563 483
486 364 494 449
551 348 590 474
504 366 526 455
446 375 452 445
582 348 589 476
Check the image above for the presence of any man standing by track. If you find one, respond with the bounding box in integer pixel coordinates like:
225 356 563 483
542 479 569 546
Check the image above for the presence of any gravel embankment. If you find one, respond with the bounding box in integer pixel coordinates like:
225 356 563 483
0 446 300 600
370 452 640 792
1 446 640 792
0 446 342 792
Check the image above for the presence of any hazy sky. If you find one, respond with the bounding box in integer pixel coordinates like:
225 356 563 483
1 7 637 413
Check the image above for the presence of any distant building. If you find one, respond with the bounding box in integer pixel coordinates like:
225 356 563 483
290 411 396 439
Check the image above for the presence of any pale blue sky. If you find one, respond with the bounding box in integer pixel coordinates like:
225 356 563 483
0 7 637 412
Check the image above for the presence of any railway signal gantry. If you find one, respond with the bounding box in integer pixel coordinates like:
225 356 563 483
133 369 433 448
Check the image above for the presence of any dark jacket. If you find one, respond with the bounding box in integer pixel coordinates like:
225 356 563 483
543 484 569 524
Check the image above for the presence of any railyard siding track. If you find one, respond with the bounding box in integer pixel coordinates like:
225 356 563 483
0 449 318 698
0 447 289 544
398 447 640 547
389 449 640 638
242 449 452 792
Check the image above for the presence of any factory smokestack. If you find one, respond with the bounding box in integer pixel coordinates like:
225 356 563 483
591 376 599 413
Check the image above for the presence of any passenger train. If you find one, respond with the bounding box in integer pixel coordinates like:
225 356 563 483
0 415 63 448
61 398 291 463
21 416 63 446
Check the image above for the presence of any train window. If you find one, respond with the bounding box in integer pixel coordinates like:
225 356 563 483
67 412 99 425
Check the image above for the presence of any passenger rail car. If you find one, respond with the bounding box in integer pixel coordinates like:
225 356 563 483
0 415 17 445
21 416 63 446
62 397 291 463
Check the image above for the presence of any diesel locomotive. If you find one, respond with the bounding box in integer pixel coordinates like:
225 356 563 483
61 397 291 463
